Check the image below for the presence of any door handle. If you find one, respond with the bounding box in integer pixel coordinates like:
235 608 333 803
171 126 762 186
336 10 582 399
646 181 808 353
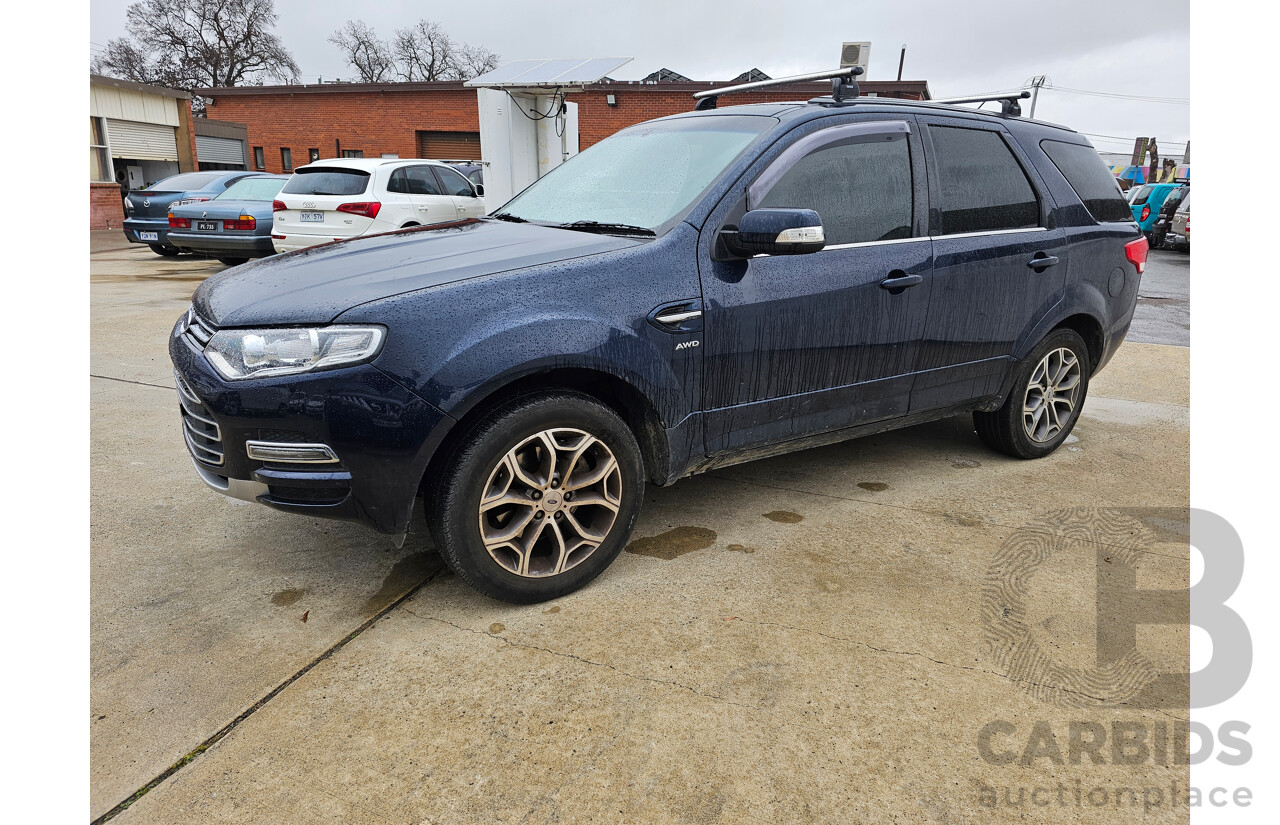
879 273 923 294
1027 253 1060 271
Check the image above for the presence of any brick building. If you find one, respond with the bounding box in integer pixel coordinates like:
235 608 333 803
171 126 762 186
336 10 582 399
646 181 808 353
199 78 931 176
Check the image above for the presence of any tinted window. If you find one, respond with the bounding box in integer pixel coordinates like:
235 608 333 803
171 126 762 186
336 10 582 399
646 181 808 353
435 166 475 197
281 168 371 196
931 126 1038 234
1039 140 1132 223
405 166 443 196
216 177 287 201
144 172 222 192
387 169 408 194
757 136 913 245
1131 185 1154 205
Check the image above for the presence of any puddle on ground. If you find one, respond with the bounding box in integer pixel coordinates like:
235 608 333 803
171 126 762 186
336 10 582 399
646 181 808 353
270 588 308 607
948 514 984 528
488 622 506 634
951 458 982 469
762 510 803 524
543 605 561 614
625 526 717 560
856 482 889 492
91 272 211 284
360 551 437 614
726 544 755 554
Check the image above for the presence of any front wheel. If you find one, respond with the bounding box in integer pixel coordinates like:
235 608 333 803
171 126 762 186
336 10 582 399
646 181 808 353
974 328 1091 459
427 392 645 603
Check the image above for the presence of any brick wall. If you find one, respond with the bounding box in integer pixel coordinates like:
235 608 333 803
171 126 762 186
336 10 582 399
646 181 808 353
90 183 124 230
205 81 927 174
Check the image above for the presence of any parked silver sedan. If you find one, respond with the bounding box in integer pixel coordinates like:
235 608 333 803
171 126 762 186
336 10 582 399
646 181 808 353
167 176 290 266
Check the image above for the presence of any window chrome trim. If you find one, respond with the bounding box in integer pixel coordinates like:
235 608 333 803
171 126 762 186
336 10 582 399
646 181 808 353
759 226 1047 257
820 236 931 252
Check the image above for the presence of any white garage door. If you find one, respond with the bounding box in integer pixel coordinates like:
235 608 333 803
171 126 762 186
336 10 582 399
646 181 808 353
195 135 246 166
106 119 179 161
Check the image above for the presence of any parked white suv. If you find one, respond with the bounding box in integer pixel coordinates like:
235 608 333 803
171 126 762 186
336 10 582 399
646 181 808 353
272 159 486 252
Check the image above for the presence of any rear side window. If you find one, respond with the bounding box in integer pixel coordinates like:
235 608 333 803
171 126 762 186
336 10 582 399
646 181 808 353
1040 140 1133 223
929 126 1039 234
281 168 371 196
1130 185 1154 205
757 136 913 245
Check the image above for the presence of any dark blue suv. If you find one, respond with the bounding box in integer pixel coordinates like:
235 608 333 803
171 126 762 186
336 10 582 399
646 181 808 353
170 81 1146 603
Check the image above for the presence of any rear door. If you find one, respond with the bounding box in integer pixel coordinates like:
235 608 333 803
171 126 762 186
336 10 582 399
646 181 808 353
911 117 1068 412
699 117 933 456
403 166 456 225
432 165 486 218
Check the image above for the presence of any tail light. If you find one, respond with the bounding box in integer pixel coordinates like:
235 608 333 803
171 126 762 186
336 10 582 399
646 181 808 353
336 202 381 219
1184 218 1190 235
168 214 191 229
223 215 257 230
1124 236 1149 274
272 200 286 212
1140 205 1150 222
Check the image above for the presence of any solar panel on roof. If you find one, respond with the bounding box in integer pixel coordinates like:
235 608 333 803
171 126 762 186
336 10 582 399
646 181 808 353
464 57 633 88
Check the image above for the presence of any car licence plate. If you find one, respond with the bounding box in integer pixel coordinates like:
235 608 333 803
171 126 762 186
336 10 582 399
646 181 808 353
197 221 218 231
138 231 158 242
300 211 324 223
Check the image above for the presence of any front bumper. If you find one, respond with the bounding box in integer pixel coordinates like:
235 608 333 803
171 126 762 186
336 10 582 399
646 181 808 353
169 321 456 534
168 231 276 257
123 218 171 246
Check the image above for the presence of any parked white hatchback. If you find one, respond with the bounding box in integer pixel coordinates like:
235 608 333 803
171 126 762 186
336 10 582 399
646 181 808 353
272 158 486 252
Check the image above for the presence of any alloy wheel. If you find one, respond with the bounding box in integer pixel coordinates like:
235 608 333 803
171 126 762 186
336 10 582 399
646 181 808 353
477 428 623 577
1022 347 1082 443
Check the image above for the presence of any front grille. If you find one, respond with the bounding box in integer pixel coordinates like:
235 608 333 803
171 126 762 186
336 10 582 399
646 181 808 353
176 370 224 466
183 308 216 349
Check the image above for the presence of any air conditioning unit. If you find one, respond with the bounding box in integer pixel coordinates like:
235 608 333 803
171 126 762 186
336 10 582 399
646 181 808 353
840 42 871 78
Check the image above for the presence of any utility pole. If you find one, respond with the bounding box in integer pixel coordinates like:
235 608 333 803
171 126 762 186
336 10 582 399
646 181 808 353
897 44 906 82
1028 75 1047 118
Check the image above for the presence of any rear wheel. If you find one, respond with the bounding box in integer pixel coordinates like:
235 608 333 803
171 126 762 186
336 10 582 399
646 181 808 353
427 392 644 603
974 328 1091 459
149 244 179 256
217 257 248 266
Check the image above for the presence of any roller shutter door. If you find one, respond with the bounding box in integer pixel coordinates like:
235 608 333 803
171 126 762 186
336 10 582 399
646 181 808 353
417 131 482 160
195 134 245 166
106 119 179 161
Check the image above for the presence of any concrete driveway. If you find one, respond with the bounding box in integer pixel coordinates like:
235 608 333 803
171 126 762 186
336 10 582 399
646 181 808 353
92 234 1191 823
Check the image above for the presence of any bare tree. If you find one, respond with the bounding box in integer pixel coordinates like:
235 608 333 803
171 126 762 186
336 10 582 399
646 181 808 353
392 19 456 81
453 43 501 80
92 0 299 93
328 20 395 82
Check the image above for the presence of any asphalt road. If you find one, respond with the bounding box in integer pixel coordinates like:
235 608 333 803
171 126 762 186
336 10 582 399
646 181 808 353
1127 248 1189 346
91 232 1191 824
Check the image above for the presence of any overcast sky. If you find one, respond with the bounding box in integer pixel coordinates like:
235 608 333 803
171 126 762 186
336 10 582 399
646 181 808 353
90 0 1190 157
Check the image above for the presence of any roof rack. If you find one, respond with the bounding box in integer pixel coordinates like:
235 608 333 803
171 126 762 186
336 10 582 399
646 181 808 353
931 91 1031 116
692 66 864 110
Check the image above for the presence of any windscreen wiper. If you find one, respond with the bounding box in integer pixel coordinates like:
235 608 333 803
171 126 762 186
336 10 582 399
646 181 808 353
555 220 655 237
490 212 527 223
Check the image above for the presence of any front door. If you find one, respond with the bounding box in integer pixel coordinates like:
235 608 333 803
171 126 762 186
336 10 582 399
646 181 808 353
910 118 1069 412
699 117 934 456
404 165 456 225
433 165 487 219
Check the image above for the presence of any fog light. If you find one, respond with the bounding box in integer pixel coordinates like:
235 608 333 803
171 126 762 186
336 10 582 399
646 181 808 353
245 441 339 464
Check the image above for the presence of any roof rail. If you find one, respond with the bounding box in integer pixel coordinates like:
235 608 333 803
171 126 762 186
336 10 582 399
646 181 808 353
693 66 864 110
931 91 1031 116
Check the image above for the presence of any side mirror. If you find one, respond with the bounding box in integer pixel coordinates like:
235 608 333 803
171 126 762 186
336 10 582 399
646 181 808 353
473 183 485 198
722 208 825 257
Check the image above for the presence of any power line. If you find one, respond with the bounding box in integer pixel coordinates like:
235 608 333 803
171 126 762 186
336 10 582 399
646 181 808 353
1044 85 1189 105
1081 131 1187 149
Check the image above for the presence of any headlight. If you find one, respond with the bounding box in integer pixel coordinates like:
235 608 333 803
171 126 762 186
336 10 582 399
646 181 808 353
204 326 386 380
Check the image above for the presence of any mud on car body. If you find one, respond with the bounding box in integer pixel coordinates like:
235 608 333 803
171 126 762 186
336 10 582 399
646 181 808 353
171 75 1145 603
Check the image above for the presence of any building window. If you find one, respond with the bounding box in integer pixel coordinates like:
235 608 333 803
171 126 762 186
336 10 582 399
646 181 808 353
90 117 111 183
281 147 293 172
341 149 364 159
253 146 265 170
309 148 320 163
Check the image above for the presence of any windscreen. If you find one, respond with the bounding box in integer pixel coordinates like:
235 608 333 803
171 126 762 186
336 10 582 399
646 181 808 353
144 172 221 192
498 115 772 230
216 177 287 201
281 167 371 196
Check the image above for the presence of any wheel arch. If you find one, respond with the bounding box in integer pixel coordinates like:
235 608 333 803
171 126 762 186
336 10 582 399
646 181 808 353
1052 312 1105 374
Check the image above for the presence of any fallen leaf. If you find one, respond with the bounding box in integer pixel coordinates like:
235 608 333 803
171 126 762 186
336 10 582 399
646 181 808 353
301 610 309 623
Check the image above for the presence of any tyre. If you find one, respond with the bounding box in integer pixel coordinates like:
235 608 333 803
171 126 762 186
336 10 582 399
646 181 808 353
427 392 645 603
974 328 1091 459
149 244 180 257
217 257 249 266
